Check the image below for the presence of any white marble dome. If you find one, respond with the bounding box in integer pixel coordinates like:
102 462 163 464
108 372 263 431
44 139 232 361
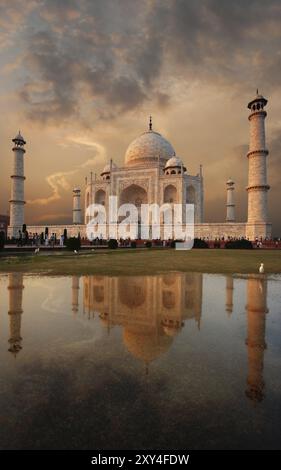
125 130 175 166
165 156 183 168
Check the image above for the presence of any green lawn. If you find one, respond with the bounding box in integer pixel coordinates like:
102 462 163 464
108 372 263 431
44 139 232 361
0 248 280 275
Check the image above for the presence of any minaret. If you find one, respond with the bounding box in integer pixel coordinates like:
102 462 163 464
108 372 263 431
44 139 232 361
7 273 24 356
225 276 234 315
226 179 235 222
246 91 271 240
72 187 82 224
245 276 268 403
199 164 204 223
72 276 80 314
9 131 26 238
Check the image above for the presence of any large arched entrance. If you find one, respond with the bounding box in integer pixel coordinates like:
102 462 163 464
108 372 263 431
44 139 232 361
120 184 148 206
119 184 148 238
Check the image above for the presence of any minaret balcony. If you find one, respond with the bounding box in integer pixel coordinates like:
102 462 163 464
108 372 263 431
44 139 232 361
247 149 268 158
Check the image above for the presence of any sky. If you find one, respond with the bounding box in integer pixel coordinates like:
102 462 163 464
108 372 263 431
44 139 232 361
0 0 280 234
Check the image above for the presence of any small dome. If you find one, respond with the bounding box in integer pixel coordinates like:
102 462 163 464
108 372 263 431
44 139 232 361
165 156 186 173
247 91 267 109
12 131 26 144
101 162 117 175
99 312 110 327
163 325 181 337
162 319 184 337
125 130 175 167
165 156 183 168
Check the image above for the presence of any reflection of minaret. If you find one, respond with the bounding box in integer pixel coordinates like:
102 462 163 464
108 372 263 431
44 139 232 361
8 273 24 356
225 276 234 316
72 276 80 315
245 277 268 403
184 273 203 329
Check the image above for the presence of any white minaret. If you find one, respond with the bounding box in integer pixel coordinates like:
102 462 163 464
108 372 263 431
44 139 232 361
9 131 26 238
226 178 235 222
72 187 82 224
246 91 271 240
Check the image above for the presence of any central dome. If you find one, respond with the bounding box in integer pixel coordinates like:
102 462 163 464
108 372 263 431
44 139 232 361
125 130 175 167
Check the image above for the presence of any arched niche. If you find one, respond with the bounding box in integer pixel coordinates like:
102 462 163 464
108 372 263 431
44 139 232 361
164 184 177 203
186 185 196 204
95 189 106 205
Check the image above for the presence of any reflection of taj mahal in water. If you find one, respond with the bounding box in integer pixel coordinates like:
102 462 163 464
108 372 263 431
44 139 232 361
6 273 269 403
83 274 202 363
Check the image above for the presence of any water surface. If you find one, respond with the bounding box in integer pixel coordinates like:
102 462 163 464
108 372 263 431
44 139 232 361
0 272 280 449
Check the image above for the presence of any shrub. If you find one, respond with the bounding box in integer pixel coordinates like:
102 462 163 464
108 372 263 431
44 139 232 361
131 240 137 248
145 241 152 248
0 231 5 250
108 238 118 249
225 239 253 249
193 238 209 249
65 237 81 251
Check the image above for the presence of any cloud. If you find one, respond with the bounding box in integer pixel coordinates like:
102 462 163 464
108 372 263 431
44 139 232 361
27 170 76 206
27 137 106 206
2 1 280 232
15 0 281 126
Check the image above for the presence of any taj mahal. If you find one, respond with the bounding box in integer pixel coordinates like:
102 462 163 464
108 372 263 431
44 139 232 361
8 91 272 241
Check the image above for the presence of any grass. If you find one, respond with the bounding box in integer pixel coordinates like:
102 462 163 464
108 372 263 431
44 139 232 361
0 248 281 276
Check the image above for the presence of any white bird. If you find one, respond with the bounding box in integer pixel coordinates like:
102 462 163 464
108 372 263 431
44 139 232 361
74 250 78 254
259 263 264 273
34 248 40 254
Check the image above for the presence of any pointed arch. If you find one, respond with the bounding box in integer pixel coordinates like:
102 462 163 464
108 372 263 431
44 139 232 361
186 185 196 204
164 184 177 203
95 189 106 205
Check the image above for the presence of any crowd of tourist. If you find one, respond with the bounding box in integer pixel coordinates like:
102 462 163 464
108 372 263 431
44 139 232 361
4 229 281 249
